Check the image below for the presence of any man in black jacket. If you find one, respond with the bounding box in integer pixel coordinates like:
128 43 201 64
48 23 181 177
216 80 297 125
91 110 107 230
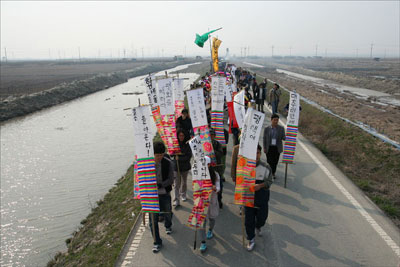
150 141 175 253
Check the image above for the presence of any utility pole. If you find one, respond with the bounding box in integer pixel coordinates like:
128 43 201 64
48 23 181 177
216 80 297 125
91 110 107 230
370 43 374 58
315 44 318 57
78 47 81 61
271 45 274 57
162 49 164 58
142 47 144 59
123 49 126 59
4 47 7 62
244 47 247 58
240 47 243 58
248 46 250 57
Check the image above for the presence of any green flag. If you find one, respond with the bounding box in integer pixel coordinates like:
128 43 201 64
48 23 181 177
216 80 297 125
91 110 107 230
194 28 222 48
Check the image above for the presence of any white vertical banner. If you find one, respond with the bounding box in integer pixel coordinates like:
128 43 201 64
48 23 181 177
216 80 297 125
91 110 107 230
145 75 157 107
211 76 225 111
189 135 211 180
157 78 174 115
287 92 300 126
186 88 208 128
224 80 235 103
132 105 155 158
173 78 185 101
234 90 246 129
238 108 265 160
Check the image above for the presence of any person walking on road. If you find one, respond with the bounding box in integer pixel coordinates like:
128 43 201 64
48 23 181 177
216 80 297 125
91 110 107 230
150 141 175 253
172 129 192 207
263 114 286 179
199 157 220 253
256 83 266 113
210 128 224 208
176 109 194 137
269 83 281 114
245 145 273 251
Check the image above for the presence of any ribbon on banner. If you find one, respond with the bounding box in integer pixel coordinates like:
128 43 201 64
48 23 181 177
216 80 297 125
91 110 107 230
174 78 185 120
283 92 300 163
132 106 159 212
234 108 265 207
234 90 245 129
211 76 226 145
193 125 216 164
187 135 213 227
158 78 180 155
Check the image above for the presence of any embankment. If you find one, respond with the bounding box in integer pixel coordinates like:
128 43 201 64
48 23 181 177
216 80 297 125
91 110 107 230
0 60 196 122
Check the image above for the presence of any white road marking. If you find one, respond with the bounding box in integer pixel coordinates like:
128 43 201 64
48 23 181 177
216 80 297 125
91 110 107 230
298 140 400 257
121 213 149 266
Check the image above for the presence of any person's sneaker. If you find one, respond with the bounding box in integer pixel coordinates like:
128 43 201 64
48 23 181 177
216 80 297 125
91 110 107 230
181 196 187 202
173 200 180 207
247 239 255 251
206 230 213 239
199 242 207 253
166 228 172 235
256 227 262 237
152 244 162 253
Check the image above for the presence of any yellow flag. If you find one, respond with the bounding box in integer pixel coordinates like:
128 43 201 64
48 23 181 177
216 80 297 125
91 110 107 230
212 37 222 72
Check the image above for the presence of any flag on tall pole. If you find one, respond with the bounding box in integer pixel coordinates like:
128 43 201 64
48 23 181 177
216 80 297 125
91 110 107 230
212 37 222 72
194 28 222 48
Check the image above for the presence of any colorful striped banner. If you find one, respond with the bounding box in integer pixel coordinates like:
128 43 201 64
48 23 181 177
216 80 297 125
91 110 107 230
187 179 213 227
133 160 140 199
137 157 159 212
151 106 168 145
161 114 181 155
234 156 257 207
282 125 298 163
193 125 216 164
211 110 226 145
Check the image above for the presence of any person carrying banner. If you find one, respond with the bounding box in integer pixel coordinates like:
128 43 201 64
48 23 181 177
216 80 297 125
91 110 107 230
176 109 194 137
269 83 281 114
245 145 273 251
173 129 192 207
209 128 224 208
199 157 220 253
150 141 175 253
263 114 286 179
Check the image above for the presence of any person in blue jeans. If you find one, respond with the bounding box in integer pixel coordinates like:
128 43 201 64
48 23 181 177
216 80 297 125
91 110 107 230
149 141 175 253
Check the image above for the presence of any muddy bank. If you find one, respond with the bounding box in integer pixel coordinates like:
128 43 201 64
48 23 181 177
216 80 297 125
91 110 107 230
0 61 195 122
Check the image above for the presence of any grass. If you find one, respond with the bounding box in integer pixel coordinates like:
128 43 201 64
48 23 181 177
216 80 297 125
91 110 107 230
258 73 400 227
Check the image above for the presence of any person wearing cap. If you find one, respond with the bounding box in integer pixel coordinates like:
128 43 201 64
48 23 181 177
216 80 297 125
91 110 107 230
199 156 220 253
149 141 175 253
176 109 194 137
245 144 273 251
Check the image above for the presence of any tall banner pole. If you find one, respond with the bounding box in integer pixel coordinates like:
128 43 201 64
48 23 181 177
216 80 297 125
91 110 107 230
284 162 288 188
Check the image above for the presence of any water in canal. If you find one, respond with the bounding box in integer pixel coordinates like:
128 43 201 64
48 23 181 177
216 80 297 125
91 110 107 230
0 63 199 266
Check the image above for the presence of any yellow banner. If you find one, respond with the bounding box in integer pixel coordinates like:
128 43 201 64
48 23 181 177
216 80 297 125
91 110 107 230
212 37 222 72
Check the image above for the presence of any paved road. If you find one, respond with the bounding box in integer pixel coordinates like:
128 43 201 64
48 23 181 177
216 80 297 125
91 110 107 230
118 106 400 267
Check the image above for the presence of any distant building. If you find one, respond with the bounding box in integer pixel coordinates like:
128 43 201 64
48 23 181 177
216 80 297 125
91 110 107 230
195 56 202 60
373 57 380 61
173 55 184 60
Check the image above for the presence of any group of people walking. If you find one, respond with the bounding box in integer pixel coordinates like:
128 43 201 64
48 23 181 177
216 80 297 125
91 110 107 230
148 68 286 254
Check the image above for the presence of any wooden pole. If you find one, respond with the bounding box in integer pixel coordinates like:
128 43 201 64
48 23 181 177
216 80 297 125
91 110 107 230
284 162 288 188
142 211 146 226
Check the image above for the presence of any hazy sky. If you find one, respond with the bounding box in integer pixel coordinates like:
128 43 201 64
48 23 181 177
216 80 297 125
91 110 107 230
1 1 399 59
